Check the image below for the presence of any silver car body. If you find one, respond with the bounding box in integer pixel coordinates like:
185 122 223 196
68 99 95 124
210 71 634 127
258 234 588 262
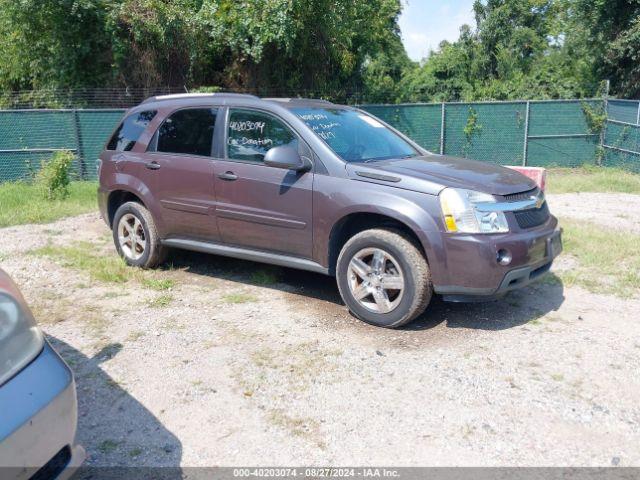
0 269 84 479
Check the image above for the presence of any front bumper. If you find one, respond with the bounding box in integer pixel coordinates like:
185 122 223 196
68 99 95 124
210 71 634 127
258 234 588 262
0 342 85 480
433 216 562 302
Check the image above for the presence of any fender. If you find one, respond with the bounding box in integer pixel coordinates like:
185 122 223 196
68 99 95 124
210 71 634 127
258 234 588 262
312 175 448 282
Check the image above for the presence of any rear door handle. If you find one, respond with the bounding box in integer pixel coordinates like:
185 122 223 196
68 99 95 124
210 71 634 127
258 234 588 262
146 161 161 170
217 171 238 181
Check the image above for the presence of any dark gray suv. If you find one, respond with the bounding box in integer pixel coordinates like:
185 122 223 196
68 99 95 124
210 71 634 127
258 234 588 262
98 93 562 328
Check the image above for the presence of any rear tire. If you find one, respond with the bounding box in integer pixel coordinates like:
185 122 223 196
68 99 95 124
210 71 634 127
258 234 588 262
112 201 167 269
336 229 432 328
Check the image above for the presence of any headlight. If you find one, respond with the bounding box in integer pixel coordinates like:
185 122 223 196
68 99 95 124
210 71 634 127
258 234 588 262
0 293 44 386
439 187 509 234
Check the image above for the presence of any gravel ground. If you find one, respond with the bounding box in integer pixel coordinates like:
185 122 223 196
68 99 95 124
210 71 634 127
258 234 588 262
1 193 639 467
547 192 640 234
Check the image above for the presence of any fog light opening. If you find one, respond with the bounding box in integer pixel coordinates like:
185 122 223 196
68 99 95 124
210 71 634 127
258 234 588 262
497 249 512 266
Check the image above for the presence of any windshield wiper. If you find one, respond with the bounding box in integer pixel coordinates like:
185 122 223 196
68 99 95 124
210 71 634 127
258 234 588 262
362 153 417 163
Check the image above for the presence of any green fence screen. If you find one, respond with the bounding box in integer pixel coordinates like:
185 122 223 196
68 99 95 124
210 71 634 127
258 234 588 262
0 98 639 182
0 109 125 181
362 104 442 153
603 100 640 172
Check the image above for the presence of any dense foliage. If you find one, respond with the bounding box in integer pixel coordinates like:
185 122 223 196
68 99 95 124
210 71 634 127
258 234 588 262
392 0 640 101
0 0 638 102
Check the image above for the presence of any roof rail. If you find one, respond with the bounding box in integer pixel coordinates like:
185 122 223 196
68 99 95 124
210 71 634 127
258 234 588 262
263 97 333 104
142 92 259 104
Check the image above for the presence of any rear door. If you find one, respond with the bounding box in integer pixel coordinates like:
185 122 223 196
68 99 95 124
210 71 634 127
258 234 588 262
146 107 221 240
212 108 314 258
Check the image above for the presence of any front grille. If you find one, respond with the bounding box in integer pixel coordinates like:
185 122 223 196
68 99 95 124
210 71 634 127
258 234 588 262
503 187 539 202
30 446 71 480
514 201 550 229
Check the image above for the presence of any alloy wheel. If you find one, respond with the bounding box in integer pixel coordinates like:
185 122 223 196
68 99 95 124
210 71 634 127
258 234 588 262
117 213 147 261
346 247 405 314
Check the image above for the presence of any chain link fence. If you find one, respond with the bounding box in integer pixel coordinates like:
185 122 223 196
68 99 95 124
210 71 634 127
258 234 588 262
361 99 609 169
0 109 125 181
0 91 638 183
604 99 640 171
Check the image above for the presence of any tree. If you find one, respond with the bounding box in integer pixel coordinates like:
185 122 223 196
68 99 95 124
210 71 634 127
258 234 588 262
0 0 112 90
563 0 640 97
396 0 601 102
0 0 407 100
1 0 637 102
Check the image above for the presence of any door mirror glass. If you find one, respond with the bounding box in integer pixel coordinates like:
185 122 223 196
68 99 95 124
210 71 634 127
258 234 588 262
264 146 309 171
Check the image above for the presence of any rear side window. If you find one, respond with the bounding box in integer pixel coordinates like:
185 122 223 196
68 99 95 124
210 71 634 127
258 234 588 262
227 109 298 163
154 108 218 156
107 110 157 151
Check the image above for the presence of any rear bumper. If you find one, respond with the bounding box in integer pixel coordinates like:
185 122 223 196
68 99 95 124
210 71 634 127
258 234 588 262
97 186 109 227
0 342 84 480
433 218 562 301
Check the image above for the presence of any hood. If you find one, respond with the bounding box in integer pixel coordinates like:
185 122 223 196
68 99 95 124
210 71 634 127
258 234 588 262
347 154 536 196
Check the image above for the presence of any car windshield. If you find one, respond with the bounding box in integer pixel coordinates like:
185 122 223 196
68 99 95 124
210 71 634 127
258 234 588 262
292 107 419 162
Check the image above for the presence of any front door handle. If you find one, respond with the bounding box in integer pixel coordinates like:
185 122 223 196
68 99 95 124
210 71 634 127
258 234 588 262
217 171 238 181
146 161 161 170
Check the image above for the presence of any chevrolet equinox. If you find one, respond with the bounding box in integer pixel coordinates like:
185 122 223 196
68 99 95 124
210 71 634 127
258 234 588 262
98 93 562 328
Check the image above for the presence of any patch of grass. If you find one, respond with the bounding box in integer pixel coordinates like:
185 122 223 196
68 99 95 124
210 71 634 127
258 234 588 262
249 343 342 390
250 268 279 285
147 294 173 308
129 447 143 458
126 330 145 342
30 296 109 338
32 242 136 283
547 166 640 194
538 273 562 286
161 317 185 332
103 290 127 299
0 181 97 227
559 219 640 298
105 377 126 389
267 409 325 448
142 278 175 291
98 439 120 454
222 292 258 304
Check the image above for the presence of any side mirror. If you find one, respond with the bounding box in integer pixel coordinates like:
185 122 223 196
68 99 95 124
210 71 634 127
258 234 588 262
264 146 311 172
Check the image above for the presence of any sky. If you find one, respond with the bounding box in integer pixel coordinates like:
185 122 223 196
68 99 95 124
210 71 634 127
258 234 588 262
398 0 476 61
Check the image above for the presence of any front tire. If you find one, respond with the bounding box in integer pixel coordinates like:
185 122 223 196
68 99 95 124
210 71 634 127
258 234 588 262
112 201 167 268
336 229 432 328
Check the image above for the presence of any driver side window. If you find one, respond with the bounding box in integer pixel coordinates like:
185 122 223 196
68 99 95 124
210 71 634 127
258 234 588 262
227 109 298 163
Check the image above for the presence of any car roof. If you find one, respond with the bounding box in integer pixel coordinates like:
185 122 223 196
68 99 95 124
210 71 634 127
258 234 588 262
262 97 337 109
133 93 347 113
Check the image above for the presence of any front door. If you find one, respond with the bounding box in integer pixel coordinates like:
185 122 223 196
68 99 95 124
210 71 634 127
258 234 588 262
213 108 313 259
146 107 220 241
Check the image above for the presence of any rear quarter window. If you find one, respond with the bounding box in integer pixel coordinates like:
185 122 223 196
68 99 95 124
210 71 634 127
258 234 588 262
107 110 157 151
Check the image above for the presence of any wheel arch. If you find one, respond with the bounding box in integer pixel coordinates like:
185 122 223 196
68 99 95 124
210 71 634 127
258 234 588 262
327 210 433 276
107 190 147 228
